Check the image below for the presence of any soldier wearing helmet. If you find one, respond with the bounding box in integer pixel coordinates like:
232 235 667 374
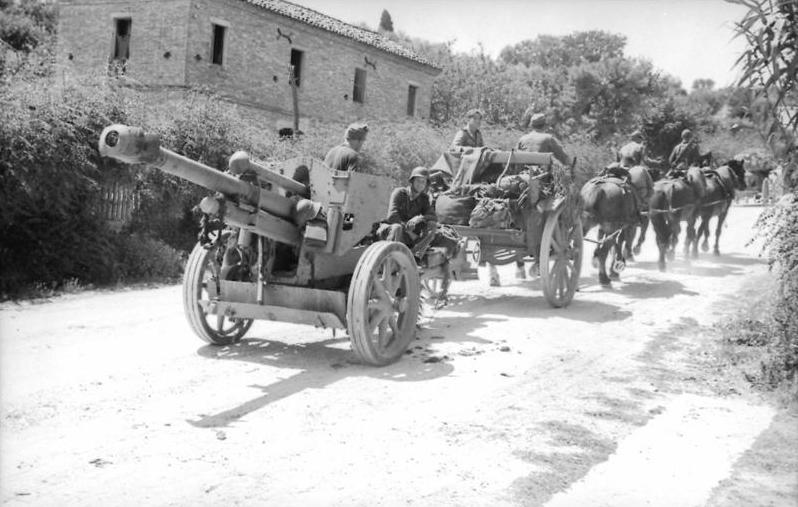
324 122 369 172
668 128 701 170
450 109 485 152
379 167 437 247
516 113 571 166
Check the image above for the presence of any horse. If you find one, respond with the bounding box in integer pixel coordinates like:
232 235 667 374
648 166 708 270
696 159 746 255
618 164 655 261
581 175 638 285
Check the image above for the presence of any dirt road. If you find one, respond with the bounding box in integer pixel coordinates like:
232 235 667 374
2 205 796 506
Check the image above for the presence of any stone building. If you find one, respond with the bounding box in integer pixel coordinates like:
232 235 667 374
56 0 441 130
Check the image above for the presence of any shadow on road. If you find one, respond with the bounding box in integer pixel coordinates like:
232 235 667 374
188 337 453 428
613 278 700 299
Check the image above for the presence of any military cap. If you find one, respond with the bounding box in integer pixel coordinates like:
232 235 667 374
408 166 430 182
630 129 643 140
345 122 369 141
465 108 483 119
681 129 692 140
529 113 546 128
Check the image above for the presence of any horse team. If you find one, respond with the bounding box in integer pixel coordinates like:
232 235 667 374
580 158 747 285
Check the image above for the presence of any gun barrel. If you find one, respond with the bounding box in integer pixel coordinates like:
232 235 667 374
99 125 293 219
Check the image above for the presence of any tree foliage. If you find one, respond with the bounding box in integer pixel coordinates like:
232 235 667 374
379 9 394 32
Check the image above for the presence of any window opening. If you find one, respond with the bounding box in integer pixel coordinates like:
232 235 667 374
113 18 131 60
353 68 366 104
211 24 226 65
290 49 303 87
407 84 418 116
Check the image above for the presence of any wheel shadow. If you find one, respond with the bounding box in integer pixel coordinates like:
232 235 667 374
188 336 453 428
612 278 700 299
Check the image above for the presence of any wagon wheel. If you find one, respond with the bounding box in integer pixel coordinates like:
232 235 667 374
183 242 254 345
540 209 583 308
347 241 420 366
420 272 451 312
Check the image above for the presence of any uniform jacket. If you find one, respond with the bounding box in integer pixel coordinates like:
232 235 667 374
516 130 570 166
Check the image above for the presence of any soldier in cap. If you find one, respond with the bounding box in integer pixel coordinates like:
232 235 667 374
617 129 655 168
450 109 485 152
668 128 701 171
379 167 437 247
324 122 369 172
516 113 571 166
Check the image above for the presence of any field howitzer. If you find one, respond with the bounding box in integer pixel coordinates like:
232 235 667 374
99 125 426 366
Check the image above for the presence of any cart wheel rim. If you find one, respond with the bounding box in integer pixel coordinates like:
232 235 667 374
366 253 412 349
540 210 583 307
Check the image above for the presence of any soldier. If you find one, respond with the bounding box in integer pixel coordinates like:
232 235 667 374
516 113 571 166
618 129 652 168
668 128 701 171
324 122 368 172
379 167 437 248
450 109 485 152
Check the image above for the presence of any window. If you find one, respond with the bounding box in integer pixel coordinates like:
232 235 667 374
211 24 226 65
290 49 303 87
407 84 418 116
353 68 366 104
113 18 131 61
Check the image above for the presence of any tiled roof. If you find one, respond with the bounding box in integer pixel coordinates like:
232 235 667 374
243 0 440 70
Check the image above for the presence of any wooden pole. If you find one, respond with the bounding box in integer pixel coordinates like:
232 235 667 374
289 65 299 139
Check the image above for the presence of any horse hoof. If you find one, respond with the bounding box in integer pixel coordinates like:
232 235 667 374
691 251 699 259
609 272 620 281
632 245 641 256
666 251 675 261
591 257 599 268
658 263 666 272
626 253 635 263
599 277 612 286
701 242 709 252
713 249 720 257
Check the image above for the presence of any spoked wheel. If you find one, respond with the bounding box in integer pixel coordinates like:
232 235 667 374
420 273 451 312
183 242 254 345
540 209 583 308
347 241 420 366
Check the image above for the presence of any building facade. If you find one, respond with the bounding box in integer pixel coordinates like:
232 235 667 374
56 0 441 128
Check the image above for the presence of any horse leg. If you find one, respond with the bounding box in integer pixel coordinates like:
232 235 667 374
651 212 669 271
688 210 700 259
698 209 711 252
714 205 729 256
633 215 648 255
597 236 611 286
592 230 604 268
667 215 679 261
609 232 624 281
622 226 635 262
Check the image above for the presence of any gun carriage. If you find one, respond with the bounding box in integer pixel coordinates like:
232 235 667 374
99 125 454 366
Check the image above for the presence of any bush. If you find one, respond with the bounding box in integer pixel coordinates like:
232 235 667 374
751 193 798 394
113 233 184 283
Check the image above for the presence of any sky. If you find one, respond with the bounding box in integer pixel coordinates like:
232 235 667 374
294 0 750 89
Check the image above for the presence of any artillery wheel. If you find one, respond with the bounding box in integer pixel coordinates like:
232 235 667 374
540 209 583 308
347 241 420 366
183 242 253 345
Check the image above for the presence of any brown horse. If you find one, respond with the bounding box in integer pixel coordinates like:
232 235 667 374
581 177 638 285
648 166 707 270
697 160 746 255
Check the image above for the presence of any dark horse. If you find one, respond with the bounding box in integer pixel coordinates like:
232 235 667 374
649 166 708 270
581 176 638 285
619 165 655 260
697 159 747 255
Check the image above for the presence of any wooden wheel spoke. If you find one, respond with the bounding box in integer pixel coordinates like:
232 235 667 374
388 315 399 340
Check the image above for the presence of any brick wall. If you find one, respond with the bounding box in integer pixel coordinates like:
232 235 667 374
57 0 191 86
57 0 440 127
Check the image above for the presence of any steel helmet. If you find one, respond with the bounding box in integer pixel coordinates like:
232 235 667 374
408 166 429 183
293 198 322 226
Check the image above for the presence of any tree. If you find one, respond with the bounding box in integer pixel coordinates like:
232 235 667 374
499 31 626 69
730 0 797 159
379 9 394 32
691 78 715 90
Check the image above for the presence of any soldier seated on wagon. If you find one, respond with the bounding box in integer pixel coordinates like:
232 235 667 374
378 167 438 250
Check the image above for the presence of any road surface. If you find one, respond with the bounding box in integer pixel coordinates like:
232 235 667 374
1 205 796 506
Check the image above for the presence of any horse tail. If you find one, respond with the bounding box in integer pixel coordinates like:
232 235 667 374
649 184 671 246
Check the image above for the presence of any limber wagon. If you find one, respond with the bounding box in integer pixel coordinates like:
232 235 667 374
433 149 584 307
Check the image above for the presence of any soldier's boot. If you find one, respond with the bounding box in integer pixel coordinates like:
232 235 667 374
515 261 526 280
488 264 501 287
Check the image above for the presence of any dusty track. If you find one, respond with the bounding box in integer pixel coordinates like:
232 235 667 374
1 205 796 506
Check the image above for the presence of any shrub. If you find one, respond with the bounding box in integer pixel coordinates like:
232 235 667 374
113 233 184 283
751 193 798 394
